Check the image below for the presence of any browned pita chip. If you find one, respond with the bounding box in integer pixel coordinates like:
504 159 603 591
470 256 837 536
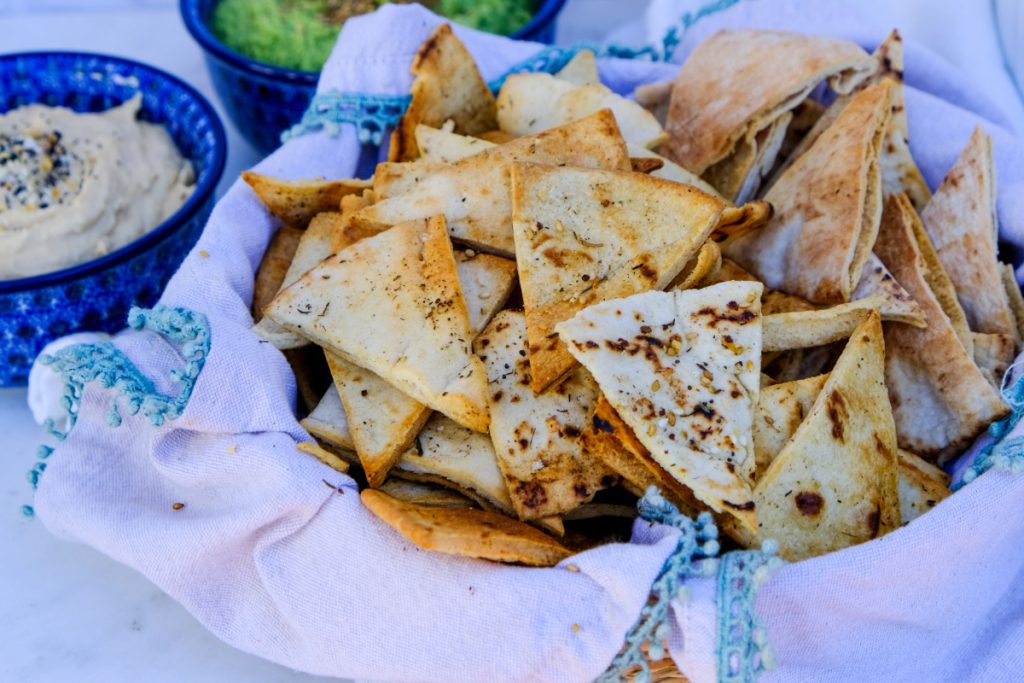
762 297 885 352
361 489 570 566
897 449 951 524
712 201 773 245
850 253 926 327
388 24 497 162
973 332 1015 387
242 171 371 229
252 226 302 322
752 374 829 476
724 81 892 304
874 193 1008 461
670 241 721 291
337 190 376 251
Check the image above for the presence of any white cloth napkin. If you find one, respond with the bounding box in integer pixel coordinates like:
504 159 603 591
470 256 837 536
31 3 1024 682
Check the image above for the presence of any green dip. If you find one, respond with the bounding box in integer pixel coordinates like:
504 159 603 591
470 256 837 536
211 0 535 72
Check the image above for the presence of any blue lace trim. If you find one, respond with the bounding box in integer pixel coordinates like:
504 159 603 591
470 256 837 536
716 544 784 683
954 363 1024 490
23 306 210 516
598 488 721 683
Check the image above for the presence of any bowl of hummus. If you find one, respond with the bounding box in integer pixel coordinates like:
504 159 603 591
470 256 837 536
0 52 227 387
180 0 568 152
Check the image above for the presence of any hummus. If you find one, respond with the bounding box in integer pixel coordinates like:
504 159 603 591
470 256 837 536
0 95 195 280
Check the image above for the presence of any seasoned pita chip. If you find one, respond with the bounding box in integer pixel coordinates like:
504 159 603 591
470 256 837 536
921 127 1016 341
389 24 497 162
497 73 666 148
627 144 722 197
897 449 951 524
326 251 517 486
242 171 371 229
337 190 376 251
252 225 302 322
850 253 926 327
762 297 886 352
670 241 721 291
1001 262 1024 342
266 216 490 432
665 30 875 178
752 374 828 476
973 332 1015 387
415 124 496 164
557 282 763 531
475 311 616 520
555 49 599 86
361 489 570 567
379 479 475 509
754 312 900 561
252 211 346 349
874 193 1008 460
300 384 356 454
725 81 892 304
512 163 725 391
296 440 350 474
712 201 773 245
357 111 631 256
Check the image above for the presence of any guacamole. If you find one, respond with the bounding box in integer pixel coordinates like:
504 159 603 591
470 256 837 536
211 0 535 72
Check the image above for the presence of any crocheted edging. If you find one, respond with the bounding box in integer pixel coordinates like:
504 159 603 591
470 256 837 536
598 487 721 683
22 306 210 517
954 362 1024 490
716 544 784 683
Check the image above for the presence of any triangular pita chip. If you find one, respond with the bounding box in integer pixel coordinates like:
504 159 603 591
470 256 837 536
874 193 1008 461
360 489 570 567
921 127 1017 340
554 49 599 86
724 81 892 304
712 201 774 245
327 251 517 485
388 24 497 162
475 310 616 520
557 282 764 531
497 72 666 148
355 111 631 256
300 384 356 455
512 163 725 391
850 253 926 327
337 190 377 250
265 216 490 432
670 241 721 291
664 29 875 176
378 479 475 509
897 449 951 524
752 373 828 476
754 312 900 561
762 297 886 352
415 124 496 164
242 171 371 229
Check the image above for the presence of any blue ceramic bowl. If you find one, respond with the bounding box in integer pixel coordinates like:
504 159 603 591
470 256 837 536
180 0 568 154
0 52 227 387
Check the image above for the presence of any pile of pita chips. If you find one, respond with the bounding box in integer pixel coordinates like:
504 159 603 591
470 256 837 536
241 25 1016 567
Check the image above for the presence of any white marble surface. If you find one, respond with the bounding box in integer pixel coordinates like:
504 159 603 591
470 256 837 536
0 2 649 682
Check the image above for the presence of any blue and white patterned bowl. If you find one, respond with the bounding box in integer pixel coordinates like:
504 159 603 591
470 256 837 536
180 0 567 154
0 52 227 387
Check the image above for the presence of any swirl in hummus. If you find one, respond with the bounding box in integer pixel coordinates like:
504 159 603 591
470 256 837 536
0 95 195 280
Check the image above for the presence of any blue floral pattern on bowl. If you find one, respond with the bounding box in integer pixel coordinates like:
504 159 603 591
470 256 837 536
0 52 227 387
180 0 567 154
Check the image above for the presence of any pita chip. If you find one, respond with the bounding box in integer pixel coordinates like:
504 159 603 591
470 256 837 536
724 81 892 305
512 163 725 391
664 30 875 191
752 373 829 476
355 111 631 256
497 72 667 148
850 253 926 327
670 241 722 291
300 384 356 455
874 193 1008 461
327 251 517 485
921 127 1017 340
388 24 497 162
973 332 1015 387
1001 262 1024 342
361 489 570 567
296 440 350 474
265 216 490 432
762 297 886 352
897 449 951 524
557 282 763 531
627 144 723 197
475 310 616 520
554 49 599 86
252 225 302 322
754 313 900 561
415 125 496 164
242 171 371 229
378 479 475 509
703 110 793 203
634 79 673 128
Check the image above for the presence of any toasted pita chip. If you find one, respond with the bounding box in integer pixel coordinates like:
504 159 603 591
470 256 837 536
301 384 356 454
665 30 875 178
252 226 303 322
555 49 599 86
634 80 673 128
252 211 347 350
475 311 615 520
754 312 900 561
850 253 926 327
762 297 886 352
712 201 773 245
296 440 350 474
752 374 829 476
378 478 475 509
242 171 371 229
266 216 490 432
361 489 570 566
704 110 793 203
388 24 497 162
670 241 721 291
512 163 725 391
357 111 631 256
557 282 763 531
337 190 376 250
875 193 1008 461
921 127 1016 341
497 73 667 148
973 332 1015 388
415 124 497 164
725 81 892 304
897 449 951 524
327 251 517 485
627 144 723 197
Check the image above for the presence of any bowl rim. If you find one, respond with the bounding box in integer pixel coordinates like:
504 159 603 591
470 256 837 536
0 50 228 294
180 0 567 81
